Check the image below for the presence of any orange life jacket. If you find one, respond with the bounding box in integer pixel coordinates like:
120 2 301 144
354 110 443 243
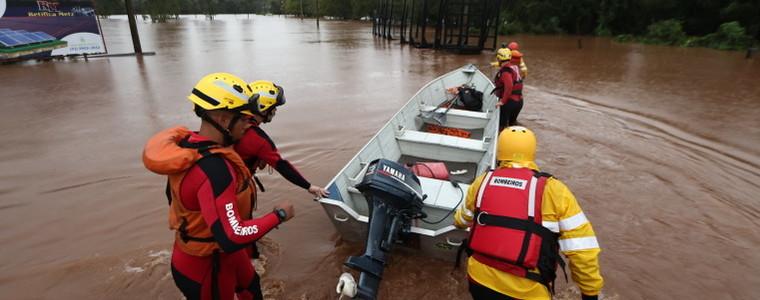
425 123 472 138
143 126 255 257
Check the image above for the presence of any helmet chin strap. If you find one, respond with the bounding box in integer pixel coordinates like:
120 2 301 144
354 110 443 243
263 111 274 123
199 110 240 146
254 109 274 123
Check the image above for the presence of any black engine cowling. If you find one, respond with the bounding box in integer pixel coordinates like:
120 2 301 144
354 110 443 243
356 159 424 212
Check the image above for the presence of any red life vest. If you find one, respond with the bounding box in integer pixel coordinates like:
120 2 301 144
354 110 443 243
467 167 563 288
492 64 523 101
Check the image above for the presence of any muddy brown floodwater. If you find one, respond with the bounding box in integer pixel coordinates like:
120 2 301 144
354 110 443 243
1 15 759 300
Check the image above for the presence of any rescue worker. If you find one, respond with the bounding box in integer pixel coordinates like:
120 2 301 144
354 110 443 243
454 126 603 300
509 50 525 91
508 41 528 79
143 72 295 300
490 44 510 68
493 48 524 128
234 80 329 199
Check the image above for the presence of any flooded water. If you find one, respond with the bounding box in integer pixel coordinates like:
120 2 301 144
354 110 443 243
1 15 759 300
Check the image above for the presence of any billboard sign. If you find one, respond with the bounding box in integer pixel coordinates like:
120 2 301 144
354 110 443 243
0 0 106 61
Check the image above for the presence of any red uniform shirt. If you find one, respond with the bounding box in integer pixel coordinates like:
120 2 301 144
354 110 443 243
234 123 311 190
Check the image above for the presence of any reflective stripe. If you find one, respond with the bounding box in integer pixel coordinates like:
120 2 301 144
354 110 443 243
559 237 599 251
542 221 559 233
527 176 537 217
475 171 494 208
559 212 589 231
214 80 250 102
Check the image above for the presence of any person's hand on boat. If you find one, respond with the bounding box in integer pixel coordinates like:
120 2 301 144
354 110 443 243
495 102 504 108
273 201 295 222
308 185 330 198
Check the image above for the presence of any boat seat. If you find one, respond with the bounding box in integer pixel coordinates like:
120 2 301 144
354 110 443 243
396 130 486 151
420 105 489 119
419 176 470 210
395 129 488 163
419 105 490 129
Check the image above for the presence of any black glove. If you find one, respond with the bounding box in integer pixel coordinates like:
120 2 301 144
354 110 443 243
581 294 598 300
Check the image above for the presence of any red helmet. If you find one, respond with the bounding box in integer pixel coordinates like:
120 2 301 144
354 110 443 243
508 42 519 50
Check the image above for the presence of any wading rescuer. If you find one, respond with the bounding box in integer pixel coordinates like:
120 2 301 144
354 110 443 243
234 80 329 199
508 41 528 79
493 48 524 128
454 126 604 300
143 73 295 300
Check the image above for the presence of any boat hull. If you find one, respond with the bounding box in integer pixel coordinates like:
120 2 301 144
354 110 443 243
319 64 499 261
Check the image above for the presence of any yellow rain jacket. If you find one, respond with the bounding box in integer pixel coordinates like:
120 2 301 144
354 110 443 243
455 162 603 299
518 58 528 79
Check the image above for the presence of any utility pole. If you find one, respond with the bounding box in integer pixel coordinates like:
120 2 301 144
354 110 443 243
124 0 142 54
300 0 304 20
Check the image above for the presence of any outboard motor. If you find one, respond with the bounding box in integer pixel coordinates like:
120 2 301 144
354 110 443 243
341 159 426 299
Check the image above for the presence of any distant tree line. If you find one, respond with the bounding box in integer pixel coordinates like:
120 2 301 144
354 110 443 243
93 0 758 49
93 0 279 20
499 0 759 50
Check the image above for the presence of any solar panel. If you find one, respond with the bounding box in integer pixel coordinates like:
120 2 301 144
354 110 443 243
31 32 53 42
8 33 34 44
0 35 22 47
35 32 56 40
22 33 45 43
13 30 44 43
20 34 35 43
0 30 60 47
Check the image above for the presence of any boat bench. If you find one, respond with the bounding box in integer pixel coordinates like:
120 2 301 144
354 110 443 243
396 129 485 151
395 129 487 163
419 176 470 210
419 105 490 130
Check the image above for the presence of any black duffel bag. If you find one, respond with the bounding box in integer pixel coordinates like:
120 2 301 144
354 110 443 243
456 86 483 111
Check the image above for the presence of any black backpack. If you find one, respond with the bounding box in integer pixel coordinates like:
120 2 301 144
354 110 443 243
457 87 483 111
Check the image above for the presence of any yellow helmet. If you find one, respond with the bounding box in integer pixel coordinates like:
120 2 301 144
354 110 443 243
496 48 512 62
188 72 256 116
248 80 286 115
497 126 536 163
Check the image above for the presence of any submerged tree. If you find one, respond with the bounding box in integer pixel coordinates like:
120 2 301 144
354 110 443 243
141 0 181 22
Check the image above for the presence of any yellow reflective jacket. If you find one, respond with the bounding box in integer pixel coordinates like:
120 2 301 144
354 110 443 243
454 162 603 299
519 58 528 79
